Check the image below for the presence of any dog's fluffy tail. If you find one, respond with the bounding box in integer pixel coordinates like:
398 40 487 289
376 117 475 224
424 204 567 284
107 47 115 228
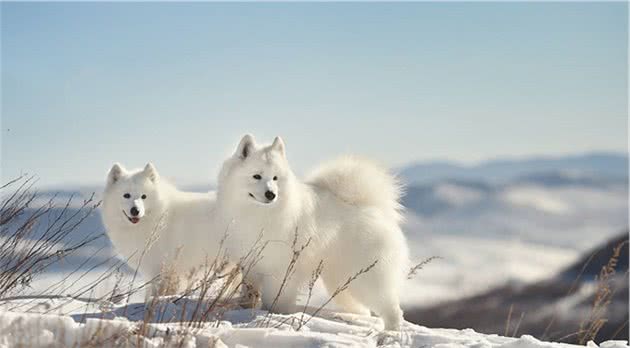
307 156 404 223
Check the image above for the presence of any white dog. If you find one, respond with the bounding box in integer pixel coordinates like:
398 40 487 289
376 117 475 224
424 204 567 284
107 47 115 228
215 135 409 330
102 163 231 294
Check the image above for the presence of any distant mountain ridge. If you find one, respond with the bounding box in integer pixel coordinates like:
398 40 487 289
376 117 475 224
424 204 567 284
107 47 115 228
27 152 628 191
398 152 628 185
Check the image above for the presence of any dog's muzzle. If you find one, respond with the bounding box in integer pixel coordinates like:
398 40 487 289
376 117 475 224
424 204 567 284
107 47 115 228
123 210 140 224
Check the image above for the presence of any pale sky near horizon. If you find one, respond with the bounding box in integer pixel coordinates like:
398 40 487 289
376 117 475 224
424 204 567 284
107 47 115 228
1 2 628 187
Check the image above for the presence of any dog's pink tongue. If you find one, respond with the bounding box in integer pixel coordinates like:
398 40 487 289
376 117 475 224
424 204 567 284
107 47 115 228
131 217 140 224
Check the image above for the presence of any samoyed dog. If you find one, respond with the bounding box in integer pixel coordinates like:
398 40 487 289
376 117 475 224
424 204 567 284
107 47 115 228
215 134 409 330
102 163 232 294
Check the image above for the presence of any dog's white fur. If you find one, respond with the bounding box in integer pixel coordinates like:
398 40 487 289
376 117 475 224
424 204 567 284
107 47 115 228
102 163 227 291
215 134 409 330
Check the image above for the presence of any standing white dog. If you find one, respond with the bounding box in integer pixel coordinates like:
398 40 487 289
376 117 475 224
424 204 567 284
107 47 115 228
215 134 409 330
102 163 229 293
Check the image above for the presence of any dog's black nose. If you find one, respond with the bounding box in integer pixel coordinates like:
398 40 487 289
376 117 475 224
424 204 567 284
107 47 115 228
130 207 139 216
265 191 276 201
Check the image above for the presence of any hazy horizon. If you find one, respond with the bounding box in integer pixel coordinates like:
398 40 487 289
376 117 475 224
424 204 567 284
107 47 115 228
22 149 628 190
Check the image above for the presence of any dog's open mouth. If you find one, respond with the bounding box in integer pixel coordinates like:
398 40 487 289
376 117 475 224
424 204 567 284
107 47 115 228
122 210 140 224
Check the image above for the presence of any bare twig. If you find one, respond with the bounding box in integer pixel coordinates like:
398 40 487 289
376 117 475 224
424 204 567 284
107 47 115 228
407 256 441 280
261 228 312 327
505 304 514 337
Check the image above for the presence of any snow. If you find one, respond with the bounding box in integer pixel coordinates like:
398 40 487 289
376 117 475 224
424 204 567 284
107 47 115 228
0 297 626 348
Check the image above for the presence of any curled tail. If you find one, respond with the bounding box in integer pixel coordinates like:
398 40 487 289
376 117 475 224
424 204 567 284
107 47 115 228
307 156 404 223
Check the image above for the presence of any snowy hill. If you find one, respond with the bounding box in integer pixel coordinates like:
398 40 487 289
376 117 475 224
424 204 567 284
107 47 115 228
0 298 628 348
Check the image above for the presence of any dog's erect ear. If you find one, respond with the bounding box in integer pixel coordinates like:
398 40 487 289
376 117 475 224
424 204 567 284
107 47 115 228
270 136 285 157
143 163 159 183
108 163 126 185
235 134 256 160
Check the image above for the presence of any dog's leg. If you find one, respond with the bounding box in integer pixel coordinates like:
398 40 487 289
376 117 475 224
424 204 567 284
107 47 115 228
260 277 300 314
343 267 404 331
322 274 371 316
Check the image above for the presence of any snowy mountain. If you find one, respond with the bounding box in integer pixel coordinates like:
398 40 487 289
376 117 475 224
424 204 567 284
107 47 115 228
398 152 628 185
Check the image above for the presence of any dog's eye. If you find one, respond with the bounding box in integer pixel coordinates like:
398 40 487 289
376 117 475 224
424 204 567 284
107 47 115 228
123 193 131 199
253 174 262 180
273 176 278 181
141 194 147 199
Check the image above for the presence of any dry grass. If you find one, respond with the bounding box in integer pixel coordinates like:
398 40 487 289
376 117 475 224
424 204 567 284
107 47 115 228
246 227 382 331
0 175 103 298
297 259 324 327
259 228 311 328
537 238 629 344
541 250 600 341
296 259 378 331
577 239 628 344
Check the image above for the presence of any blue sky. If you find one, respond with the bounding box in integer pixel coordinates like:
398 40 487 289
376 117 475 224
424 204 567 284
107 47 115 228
2 2 627 187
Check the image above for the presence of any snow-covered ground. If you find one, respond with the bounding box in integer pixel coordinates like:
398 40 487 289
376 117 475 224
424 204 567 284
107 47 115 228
0 296 627 348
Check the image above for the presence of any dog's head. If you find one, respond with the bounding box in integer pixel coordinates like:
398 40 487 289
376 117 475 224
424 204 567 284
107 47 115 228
219 134 291 207
104 163 163 225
